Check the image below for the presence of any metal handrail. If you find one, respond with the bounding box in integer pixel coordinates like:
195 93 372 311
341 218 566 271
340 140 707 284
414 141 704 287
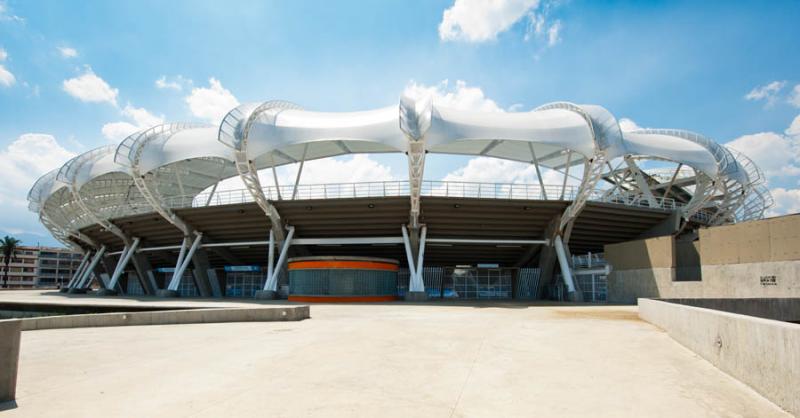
161 180 683 212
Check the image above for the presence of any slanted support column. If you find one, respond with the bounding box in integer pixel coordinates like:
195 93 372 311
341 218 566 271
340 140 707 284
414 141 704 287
536 215 561 299
69 246 106 293
553 235 580 301
401 224 428 301
157 233 203 297
256 226 295 299
63 251 91 291
624 156 658 207
100 238 140 296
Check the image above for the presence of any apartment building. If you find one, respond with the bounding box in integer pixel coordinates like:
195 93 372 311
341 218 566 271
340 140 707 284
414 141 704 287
0 246 83 288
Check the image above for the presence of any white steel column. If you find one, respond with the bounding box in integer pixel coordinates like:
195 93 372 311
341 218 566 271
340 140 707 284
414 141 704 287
108 238 140 290
168 233 203 291
399 95 432 229
401 225 417 281
559 151 572 200
411 225 427 292
624 157 658 207
74 246 106 289
553 235 576 297
291 144 309 200
528 143 548 200
65 251 91 289
263 226 295 292
266 229 275 286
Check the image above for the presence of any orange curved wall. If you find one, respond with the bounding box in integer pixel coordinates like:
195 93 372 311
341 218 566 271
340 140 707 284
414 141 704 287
288 260 399 272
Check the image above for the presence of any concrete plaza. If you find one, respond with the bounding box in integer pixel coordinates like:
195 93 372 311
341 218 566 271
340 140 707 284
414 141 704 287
4 295 790 417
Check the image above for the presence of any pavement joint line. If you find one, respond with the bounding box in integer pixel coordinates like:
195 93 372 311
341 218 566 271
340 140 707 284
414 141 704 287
449 336 486 418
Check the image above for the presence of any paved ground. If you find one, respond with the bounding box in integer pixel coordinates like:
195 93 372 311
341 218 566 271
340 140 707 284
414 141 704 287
2 293 791 417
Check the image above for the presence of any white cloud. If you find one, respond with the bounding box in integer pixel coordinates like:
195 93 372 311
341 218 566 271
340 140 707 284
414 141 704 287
58 46 77 58
726 131 800 178
441 156 581 189
62 68 118 106
0 64 14 87
282 154 396 185
788 84 800 108
101 121 139 141
156 75 191 91
213 154 397 193
443 157 537 183
0 47 14 87
101 104 165 141
618 118 641 132
439 0 540 42
404 79 503 112
744 81 786 106
185 78 238 124
0 0 23 22
121 104 163 127
546 19 561 46
0 134 75 208
725 115 800 217
786 114 800 138
768 188 800 216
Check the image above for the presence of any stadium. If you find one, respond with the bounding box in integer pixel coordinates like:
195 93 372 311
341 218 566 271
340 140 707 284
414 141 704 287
26 97 772 302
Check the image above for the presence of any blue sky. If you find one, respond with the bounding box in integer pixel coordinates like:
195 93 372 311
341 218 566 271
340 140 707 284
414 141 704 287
1 0 799 246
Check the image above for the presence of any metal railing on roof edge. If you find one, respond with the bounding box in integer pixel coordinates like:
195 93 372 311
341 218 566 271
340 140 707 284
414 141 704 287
159 180 683 213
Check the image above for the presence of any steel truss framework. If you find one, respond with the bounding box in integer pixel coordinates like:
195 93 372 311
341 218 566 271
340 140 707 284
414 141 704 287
29 94 772 297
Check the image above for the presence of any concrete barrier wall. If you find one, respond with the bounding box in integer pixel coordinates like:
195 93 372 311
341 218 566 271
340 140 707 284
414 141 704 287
606 215 800 302
0 320 21 403
608 260 800 303
638 298 800 416
604 235 674 270
658 298 800 322
701 214 800 265
19 306 310 331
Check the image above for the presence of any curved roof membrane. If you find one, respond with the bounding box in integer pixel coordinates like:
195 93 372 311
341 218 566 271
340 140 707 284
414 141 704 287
29 96 771 248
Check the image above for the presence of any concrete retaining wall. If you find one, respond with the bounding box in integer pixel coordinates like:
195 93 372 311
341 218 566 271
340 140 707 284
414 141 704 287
658 298 800 322
605 215 800 303
19 305 310 331
639 298 800 416
608 261 800 303
0 320 20 403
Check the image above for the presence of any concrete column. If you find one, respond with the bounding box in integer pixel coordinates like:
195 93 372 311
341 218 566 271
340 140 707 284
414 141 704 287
131 253 157 295
0 319 21 403
190 249 214 298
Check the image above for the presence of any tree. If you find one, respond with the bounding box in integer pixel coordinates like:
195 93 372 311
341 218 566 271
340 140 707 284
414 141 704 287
1 236 22 289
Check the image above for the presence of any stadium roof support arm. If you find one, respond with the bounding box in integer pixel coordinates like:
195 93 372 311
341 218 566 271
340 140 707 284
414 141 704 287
624 156 658 207
218 102 305 241
534 103 614 238
400 95 432 229
115 124 207 237
57 146 134 247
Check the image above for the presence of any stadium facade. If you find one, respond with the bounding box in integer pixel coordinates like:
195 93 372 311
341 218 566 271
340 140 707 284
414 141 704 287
27 97 772 301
